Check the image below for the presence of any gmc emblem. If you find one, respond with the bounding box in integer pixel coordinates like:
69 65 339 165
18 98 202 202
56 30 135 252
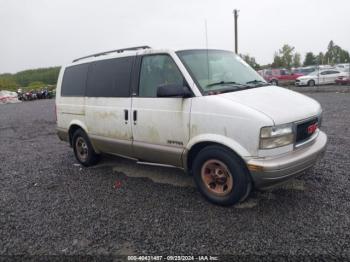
307 123 318 134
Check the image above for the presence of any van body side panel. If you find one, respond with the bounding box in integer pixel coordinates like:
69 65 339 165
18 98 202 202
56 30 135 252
85 97 132 156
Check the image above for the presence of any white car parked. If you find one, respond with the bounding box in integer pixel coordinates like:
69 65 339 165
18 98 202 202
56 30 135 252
56 46 327 206
295 69 346 86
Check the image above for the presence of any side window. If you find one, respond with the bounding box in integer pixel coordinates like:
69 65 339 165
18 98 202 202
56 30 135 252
320 71 328 75
138 55 184 97
61 63 89 96
86 56 133 97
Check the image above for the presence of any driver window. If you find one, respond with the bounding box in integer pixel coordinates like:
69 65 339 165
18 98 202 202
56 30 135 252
139 55 184 97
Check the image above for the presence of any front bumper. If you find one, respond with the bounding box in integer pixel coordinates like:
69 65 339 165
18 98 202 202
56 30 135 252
295 80 308 86
247 131 327 190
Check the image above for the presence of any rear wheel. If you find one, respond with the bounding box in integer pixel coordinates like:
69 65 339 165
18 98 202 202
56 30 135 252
308 80 315 86
72 129 100 166
192 145 251 206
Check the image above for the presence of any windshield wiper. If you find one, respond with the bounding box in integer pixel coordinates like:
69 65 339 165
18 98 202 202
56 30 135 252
206 81 245 87
246 80 269 86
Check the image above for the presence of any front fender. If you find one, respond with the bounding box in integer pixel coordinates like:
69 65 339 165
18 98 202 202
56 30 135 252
183 134 252 170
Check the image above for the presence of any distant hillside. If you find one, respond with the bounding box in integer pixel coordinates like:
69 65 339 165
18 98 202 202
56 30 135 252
0 66 61 91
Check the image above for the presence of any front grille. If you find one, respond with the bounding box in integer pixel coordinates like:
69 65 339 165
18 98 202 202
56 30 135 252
296 118 318 143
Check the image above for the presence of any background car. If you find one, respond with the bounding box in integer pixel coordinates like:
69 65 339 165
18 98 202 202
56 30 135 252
335 63 350 72
335 74 350 85
259 68 303 86
292 66 316 75
295 69 346 86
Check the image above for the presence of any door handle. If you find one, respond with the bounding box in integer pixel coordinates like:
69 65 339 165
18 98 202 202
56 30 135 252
133 110 137 124
124 109 128 123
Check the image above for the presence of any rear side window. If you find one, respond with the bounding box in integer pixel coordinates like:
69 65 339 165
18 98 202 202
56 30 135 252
61 63 89 96
86 56 134 97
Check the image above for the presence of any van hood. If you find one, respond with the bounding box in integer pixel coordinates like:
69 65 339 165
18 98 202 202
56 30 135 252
219 86 321 125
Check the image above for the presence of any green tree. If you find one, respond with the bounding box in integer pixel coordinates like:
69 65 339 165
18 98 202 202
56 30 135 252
303 52 317 66
272 52 283 68
292 53 301 68
28 81 46 89
272 44 296 68
0 66 61 91
0 77 17 91
324 40 350 64
240 54 260 70
316 52 325 65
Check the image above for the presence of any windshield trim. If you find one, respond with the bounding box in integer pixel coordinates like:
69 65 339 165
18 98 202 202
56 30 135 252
176 49 266 95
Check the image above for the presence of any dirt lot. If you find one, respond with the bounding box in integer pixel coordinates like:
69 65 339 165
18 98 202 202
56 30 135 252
1 93 350 260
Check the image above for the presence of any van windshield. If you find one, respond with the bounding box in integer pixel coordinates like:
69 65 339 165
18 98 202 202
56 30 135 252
176 50 267 94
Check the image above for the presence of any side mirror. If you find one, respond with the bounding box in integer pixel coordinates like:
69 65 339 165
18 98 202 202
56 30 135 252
157 84 192 98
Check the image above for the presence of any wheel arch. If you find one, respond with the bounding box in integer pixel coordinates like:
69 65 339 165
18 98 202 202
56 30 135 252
67 120 89 146
183 134 251 174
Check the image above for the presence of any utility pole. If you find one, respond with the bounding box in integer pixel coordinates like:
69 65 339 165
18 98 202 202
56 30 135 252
233 9 239 54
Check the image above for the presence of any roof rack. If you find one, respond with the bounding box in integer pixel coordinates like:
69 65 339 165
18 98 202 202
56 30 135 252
72 45 151 63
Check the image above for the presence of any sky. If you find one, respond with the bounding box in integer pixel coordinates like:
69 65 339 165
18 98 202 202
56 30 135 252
1 0 349 73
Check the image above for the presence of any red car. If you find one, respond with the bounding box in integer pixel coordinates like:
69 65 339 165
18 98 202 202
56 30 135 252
335 75 350 85
259 69 303 86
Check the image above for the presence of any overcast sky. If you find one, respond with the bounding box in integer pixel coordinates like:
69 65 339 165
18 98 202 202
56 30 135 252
1 0 349 73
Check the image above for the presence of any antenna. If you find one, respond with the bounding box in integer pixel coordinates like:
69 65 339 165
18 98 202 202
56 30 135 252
205 19 210 82
205 19 209 50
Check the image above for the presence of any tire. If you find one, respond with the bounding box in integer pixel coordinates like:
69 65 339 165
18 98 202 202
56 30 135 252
192 145 251 206
270 79 278 86
308 80 315 87
72 129 100 166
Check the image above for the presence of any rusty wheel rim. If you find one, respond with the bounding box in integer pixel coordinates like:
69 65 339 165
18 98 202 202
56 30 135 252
201 159 233 197
76 137 88 162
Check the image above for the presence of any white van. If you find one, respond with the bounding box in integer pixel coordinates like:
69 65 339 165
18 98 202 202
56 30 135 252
56 46 327 206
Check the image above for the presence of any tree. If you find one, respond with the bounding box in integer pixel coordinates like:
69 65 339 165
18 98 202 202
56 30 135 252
0 66 61 91
271 44 296 68
292 53 301 68
240 54 260 70
324 40 350 64
280 44 295 68
28 81 45 89
0 77 17 91
272 52 283 68
303 52 317 66
316 52 325 65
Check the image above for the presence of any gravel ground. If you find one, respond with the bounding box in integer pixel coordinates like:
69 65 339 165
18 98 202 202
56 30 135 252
0 93 350 260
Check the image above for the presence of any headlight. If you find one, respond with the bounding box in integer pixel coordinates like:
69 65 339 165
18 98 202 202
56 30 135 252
260 124 294 149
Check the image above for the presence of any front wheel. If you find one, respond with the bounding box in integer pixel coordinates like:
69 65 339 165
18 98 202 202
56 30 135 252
192 145 251 206
308 80 315 86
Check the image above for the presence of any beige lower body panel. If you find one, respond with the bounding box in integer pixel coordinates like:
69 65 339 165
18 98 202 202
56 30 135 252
132 141 184 167
56 127 69 143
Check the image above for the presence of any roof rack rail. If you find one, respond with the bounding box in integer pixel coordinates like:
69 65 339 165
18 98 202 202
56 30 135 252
72 45 151 63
